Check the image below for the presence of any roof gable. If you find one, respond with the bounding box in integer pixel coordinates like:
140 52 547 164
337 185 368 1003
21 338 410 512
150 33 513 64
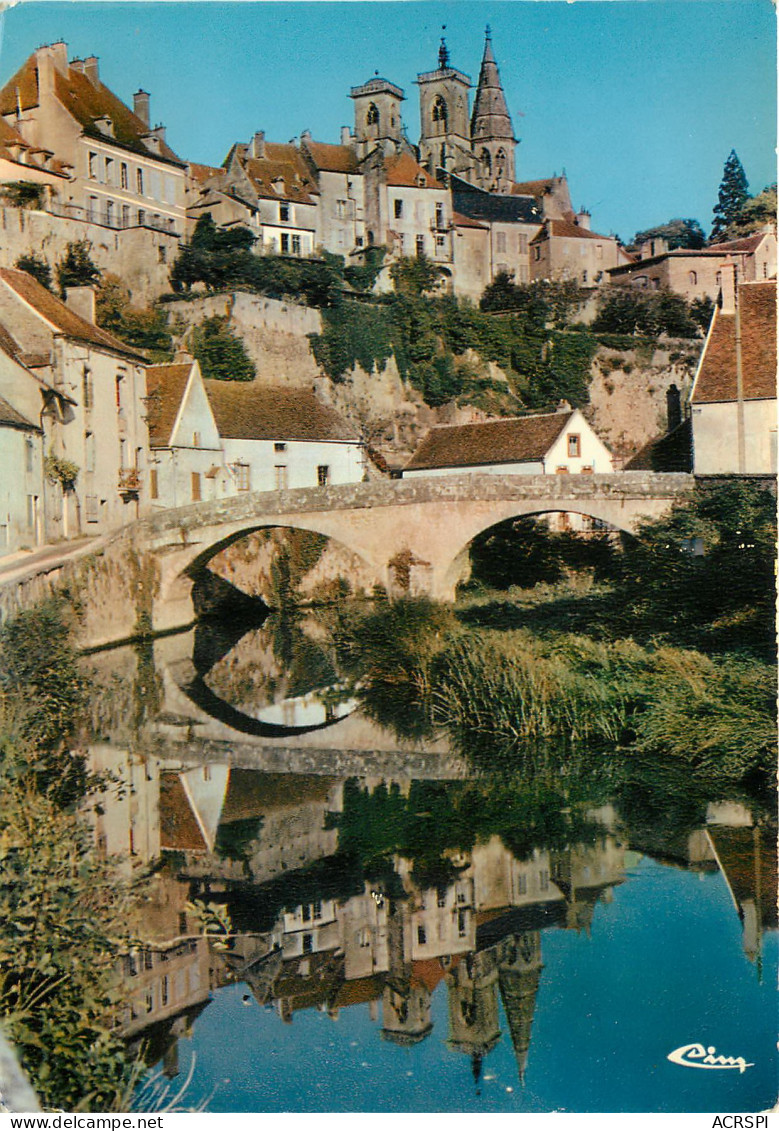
145 362 193 447
691 282 777 404
531 218 616 244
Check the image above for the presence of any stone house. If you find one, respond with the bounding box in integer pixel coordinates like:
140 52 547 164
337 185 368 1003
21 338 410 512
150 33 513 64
203 381 365 492
0 269 149 537
380 152 453 272
607 229 777 302
403 406 613 478
0 393 44 554
300 135 366 254
450 174 543 287
530 216 628 287
145 356 231 508
689 272 776 475
0 42 187 234
451 211 491 302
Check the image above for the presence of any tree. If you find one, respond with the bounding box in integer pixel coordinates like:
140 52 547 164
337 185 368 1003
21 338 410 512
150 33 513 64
389 254 443 297
630 218 706 251
95 274 173 360
710 150 750 242
56 240 101 296
716 183 777 242
191 315 255 381
0 181 45 209
15 252 53 291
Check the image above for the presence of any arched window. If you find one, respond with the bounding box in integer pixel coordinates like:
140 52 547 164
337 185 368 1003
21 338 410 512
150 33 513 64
689 270 698 286
432 96 447 124
480 148 492 173
496 147 507 172
366 103 379 127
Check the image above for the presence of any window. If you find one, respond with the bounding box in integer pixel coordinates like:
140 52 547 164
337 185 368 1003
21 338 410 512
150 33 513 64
437 892 446 908
150 468 159 499
555 466 570 474
431 96 447 124
88 195 98 222
291 234 301 255
313 900 322 918
191 473 201 501
317 465 330 487
274 465 287 490
417 925 427 946
534 246 541 261
161 976 169 1007
279 202 290 222
280 232 290 253
88 152 97 179
335 199 347 219
496 231 507 253
235 463 250 491
394 198 403 219
122 204 130 228
138 209 146 226
539 870 550 892
302 933 313 954
357 927 371 948
158 245 167 263
82 366 93 409
144 951 154 971
85 496 98 522
366 103 379 127
302 904 311 922
25 437 34 473
435 202 444 228
480 147 492 173
145 989 154 1014
416 234 424 257
596 244 603 260
105 199 114 226
274 442 287 452
136 168 144 194
457 910 467 938
516 873 527 895
518 234 528 254
26 494 36 531
105 157 114 184
567 434 581 458
580 465 593 474
582 270 588 284
85 432 95 473
192 431 201 447
120 163 128 189
689 270 698 286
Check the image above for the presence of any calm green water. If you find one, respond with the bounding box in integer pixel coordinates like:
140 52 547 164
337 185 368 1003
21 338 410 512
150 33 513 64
83 611 777 1114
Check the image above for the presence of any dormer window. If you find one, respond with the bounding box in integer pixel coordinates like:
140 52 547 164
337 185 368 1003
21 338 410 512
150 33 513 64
416 174 426 188
95 115 114 137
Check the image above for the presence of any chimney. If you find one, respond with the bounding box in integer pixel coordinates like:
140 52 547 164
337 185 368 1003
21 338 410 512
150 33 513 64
300 129 312 145
249 130 265 159
340 126 352 146
50 41 68 71
151 123 166 144
83 56 99 85
35 45 64 95
70 58 85 74
556 399 572 413
65 285 96 325
719 260 736 315
133 90 150 127
576 209 591 231
666 384 681 433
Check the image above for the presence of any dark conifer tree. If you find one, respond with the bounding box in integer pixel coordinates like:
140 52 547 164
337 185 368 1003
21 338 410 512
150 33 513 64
710 150 750 241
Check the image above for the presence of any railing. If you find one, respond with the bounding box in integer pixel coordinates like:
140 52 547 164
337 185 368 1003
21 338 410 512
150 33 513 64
118 468 142 493
47 201 179 235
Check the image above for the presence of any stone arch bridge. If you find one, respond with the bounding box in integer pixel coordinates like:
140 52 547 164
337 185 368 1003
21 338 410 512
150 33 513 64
123 471 693 639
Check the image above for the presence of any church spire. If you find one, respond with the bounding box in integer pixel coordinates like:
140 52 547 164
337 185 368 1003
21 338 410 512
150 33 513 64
470 27 516 190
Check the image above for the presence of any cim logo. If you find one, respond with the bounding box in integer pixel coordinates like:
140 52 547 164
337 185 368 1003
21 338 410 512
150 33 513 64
667 1043 754 1074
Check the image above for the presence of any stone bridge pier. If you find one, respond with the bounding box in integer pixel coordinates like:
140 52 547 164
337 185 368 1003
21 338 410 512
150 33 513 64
138 472 693 637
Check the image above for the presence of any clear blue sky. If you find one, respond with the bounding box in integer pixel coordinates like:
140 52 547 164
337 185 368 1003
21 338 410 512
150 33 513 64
0 1 775 241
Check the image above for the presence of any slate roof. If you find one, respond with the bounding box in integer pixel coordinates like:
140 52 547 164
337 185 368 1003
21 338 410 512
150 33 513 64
691 282 776 404
0 51 185 167
531 218 616 244
450 174 541 224
204 382 359 443
145 362 192 447
405 412 574 472
0 394 39 431
0 268 146 359
302 140 359 174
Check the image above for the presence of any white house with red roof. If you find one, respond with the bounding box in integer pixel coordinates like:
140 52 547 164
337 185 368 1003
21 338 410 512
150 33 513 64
530 216 629 287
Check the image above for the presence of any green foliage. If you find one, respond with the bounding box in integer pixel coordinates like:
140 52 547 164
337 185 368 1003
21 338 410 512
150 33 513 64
170 214 343 307
630 218 706 250
56 240 101 296
470 516 617 590
0 181 45 209
191 315 255 382
389 254 444 296
710 149 750 241
95 275 173 361
690 295 715 333
15 252 53 291
715 183 777 243
309 301 393 382
43 452 79 489
343 246 386 292
480 276 584 328
593 285 699 338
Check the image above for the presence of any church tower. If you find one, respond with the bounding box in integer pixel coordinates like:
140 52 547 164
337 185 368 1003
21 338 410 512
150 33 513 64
350 76 405 160
416 37 473 176
470 27 517 192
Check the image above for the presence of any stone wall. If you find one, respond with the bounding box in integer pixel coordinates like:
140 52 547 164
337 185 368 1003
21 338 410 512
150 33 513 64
0 206 178 301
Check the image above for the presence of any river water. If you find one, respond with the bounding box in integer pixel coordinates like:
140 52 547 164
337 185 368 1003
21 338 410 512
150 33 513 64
81 608 778 1114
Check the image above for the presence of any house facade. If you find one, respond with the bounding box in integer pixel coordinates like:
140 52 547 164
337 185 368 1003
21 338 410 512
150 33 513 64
689 273 776 475
203 382 365 493
530 217 628 287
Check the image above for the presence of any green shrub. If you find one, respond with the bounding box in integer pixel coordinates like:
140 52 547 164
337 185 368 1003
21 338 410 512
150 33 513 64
191 315 255 381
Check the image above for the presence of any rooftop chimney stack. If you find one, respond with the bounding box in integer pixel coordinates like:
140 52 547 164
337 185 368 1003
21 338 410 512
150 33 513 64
83 56 99 85
340 126 352 146
133 90 150 127
65 286 96 325
249 130 265 159
666 383 682 433
719 260 737 315
576 209 591 231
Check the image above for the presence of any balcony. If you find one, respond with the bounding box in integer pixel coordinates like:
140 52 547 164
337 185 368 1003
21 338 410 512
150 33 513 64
118 468 142 497
49 201 179 235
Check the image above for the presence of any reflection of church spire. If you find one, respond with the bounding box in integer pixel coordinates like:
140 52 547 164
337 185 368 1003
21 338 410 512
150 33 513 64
497 933 543 1085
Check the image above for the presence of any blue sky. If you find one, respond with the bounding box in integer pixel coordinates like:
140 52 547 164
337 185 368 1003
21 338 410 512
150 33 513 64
0 1 775 241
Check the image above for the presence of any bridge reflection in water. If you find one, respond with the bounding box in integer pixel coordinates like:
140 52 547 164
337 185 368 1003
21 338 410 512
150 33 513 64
79 619 777 1104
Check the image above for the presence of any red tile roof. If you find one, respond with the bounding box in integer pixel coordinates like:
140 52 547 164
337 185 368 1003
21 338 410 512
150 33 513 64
511 178 560 197
453 211 489 230
710 233 769 254
159 772 207 852
0 268 146 359
384 153 443 189
145 363 192 446
188 162 225 185
236 142 318 204
692 282 777 404
302 140 359 174
405 412 573 472
204 381 358 443
531 218 616 244
0 52 185 167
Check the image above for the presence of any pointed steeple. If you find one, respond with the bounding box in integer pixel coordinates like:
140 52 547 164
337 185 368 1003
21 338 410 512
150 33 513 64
470 27 516 190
